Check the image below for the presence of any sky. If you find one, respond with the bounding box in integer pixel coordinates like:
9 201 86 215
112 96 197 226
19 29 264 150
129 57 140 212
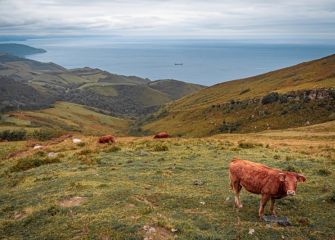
0 0 335 43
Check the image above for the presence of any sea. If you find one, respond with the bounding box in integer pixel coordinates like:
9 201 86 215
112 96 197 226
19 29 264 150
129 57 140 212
8 37 335 86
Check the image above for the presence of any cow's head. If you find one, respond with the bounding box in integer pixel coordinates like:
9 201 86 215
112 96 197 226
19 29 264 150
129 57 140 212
279 172 306 196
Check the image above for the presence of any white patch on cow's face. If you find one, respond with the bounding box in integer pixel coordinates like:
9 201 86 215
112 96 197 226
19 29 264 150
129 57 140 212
284 174 298 195
287 190 296 196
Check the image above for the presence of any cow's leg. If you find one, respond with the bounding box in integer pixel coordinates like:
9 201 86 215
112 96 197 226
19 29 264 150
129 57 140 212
259 194 270 219
270 198 276 216
232 181 243 208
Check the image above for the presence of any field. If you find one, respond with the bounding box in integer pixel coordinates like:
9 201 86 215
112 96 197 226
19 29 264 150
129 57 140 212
0 122 334 239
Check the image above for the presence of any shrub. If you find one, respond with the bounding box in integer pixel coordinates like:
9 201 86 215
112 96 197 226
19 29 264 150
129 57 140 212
0 129 27 141
104 146 121 153
77 142 85 147
77 149 93 155
31 128 62 141
219 121 240 133
10 156 60 172
238 141 262 149
261 92 279 105
329 191 335 203
285 165 297 172
317 169 331 176
153 144 169 152
239 88 250 95
273 154 281 160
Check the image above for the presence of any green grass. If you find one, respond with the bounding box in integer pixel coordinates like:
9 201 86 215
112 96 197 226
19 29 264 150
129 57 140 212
84 85 118 96
0 134 334 239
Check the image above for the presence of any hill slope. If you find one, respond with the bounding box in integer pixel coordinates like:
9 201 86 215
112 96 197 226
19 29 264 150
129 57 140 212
0 102 130 135
143 54 335 136
0 52 204 117
148 79 204 100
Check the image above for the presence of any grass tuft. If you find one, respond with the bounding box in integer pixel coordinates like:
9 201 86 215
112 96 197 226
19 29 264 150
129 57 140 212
152 143 169 151
10 156 60 172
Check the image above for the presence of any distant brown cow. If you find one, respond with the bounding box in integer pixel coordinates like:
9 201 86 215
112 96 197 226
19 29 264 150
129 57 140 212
154 132 169 139
98 135 116 144
229 159 306 218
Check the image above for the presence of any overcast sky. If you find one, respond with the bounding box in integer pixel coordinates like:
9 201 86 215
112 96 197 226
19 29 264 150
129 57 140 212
1 0 335 42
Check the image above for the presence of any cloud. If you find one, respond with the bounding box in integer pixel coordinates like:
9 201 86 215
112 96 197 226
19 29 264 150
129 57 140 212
0 0 334 42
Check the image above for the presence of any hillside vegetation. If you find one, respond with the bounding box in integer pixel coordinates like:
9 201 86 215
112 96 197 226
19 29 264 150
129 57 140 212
0 53 204 117
0 102 130 136
0 124 334 239
143 54 335 136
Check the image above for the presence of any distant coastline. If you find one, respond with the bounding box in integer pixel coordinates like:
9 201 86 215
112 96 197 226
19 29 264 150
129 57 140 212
0 43 46 57
20 38 335 85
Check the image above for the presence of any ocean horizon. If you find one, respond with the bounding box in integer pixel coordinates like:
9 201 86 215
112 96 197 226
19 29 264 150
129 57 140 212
5 37 335 86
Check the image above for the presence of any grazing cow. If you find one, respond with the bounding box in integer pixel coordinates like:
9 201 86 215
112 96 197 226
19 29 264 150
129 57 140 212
154 132 169 139
98 135 116 144
229 158 306 218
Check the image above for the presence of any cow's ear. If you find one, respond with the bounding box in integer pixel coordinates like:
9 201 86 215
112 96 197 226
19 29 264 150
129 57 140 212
279 173 286 182
297 174 306 182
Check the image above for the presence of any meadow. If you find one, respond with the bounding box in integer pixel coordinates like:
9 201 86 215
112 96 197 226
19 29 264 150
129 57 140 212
0 122 334 240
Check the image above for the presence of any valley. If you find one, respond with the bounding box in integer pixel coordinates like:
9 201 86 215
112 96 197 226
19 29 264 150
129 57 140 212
0 44 334 240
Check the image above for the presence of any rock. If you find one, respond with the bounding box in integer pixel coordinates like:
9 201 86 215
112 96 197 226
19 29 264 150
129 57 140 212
13 211 26 220
171 228 178 233
48 152 58 158
200 201 205 205
263 215 290 226
248 228 255 235
33 144 42 150
139 150 150 156
143 225 150 231
225 197 230 201
193 179 205 186
72 138 82 144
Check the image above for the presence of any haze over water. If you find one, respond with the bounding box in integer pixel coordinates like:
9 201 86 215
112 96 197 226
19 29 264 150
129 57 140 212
22 38 335 86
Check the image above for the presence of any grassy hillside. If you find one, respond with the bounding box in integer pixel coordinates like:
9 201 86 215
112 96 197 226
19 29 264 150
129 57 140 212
148 80 204 100
0 53 204 117
0 125 334 239
143 54 335 136
0 102 130 136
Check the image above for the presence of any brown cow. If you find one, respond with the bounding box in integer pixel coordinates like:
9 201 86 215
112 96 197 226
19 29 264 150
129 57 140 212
154 132 169 139
98 135 116 144
229 158 306 218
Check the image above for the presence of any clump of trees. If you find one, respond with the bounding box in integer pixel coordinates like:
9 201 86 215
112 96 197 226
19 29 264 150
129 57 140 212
0 129 27 141
31 129 63 141
0 128 64 141
219 121 240 133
